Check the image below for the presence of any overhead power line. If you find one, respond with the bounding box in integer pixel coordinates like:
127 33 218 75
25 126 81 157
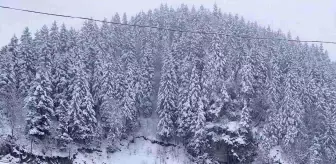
1 5 336 45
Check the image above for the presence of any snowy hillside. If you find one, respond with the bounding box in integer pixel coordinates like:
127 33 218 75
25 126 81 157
74 137 191 164
1 3 336 164
0 135 192 164
0 117 192 164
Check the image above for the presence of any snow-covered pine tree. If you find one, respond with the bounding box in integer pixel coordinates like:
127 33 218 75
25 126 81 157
79 20 104 120
261 33 283 154
139 42 154 117
49 22 60 82
173 33 191 112
59 24 68 54
109 15 128 101
38 25 52 74
170 33 193 138
25 71 54 139
49 21 65 118
120 49 139 132
50 21 60 60
20 27 36 94
186 56 207 157
308 136 323 164
7 35 25 94
98 50 125 141
55 98 72 148
0 36 26 136
315 75 336 163
68 65 97 142
203 34 230 120
157 44 178 139
282 54 304 147
55 25 77 147
238 53 254 129
178 36 206 145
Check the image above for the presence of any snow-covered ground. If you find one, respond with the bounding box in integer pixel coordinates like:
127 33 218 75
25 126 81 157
0 135 192 164
74 137 192 164
268 146 289 164
0 116 192 164
72 118 192 164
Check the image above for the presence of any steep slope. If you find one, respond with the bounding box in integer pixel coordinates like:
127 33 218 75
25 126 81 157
0 134 191 164
74 136 191 164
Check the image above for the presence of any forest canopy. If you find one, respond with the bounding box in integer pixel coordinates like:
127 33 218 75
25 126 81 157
0 4 335 164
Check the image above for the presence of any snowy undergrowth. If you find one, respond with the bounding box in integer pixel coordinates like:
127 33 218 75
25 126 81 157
0 134 192 164
74 137 191 164
268 146 289 164
0 117 192 164
137 116 160 140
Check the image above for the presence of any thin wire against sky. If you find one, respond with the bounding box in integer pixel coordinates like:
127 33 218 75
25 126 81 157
1 5 336 45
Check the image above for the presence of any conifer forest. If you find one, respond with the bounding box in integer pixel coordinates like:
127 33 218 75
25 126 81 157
0 4 336 164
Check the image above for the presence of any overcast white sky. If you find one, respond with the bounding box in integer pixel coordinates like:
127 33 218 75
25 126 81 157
1 0 336 60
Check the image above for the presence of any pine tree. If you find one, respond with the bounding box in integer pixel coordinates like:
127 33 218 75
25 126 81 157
120 50 138 131
20 27 36 93
157 46 178 139
50 21 60 57
239 54 254 128
0 40 25 136
68 67 97 142
55 25 77 146
184 58 207 156
139 42 154 117
25 72 54 139
55 98 72 147
79 20 104 120
308 136 323 164
49 21 64 116
7 35 25 94
203 34 230 119
59 24 68 53
178 50 206 142
38 25 53 73
316 83 336 163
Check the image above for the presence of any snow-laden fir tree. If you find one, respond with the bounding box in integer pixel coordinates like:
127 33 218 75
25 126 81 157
203 34 230 119
238 52 254 129
49 21 62 112
0 37 26 136
7 35 25 94
25 71 54 139
178 47 206 142
185 57 207 157
20 27 36 93
55 28 77 147
68 65 97 142
120 50 139 131
79 20 104 119
139 42 154 117
308 136 323 164
157 45 178 139
37 25 53 74
55 98 72 148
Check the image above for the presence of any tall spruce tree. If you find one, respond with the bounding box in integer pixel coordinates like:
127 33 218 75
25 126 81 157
186 57 207 157
139 42 154 117
20 27 36 94
25 71 54 139
68 66 97 142
157 45 178 139
120 50 138 131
